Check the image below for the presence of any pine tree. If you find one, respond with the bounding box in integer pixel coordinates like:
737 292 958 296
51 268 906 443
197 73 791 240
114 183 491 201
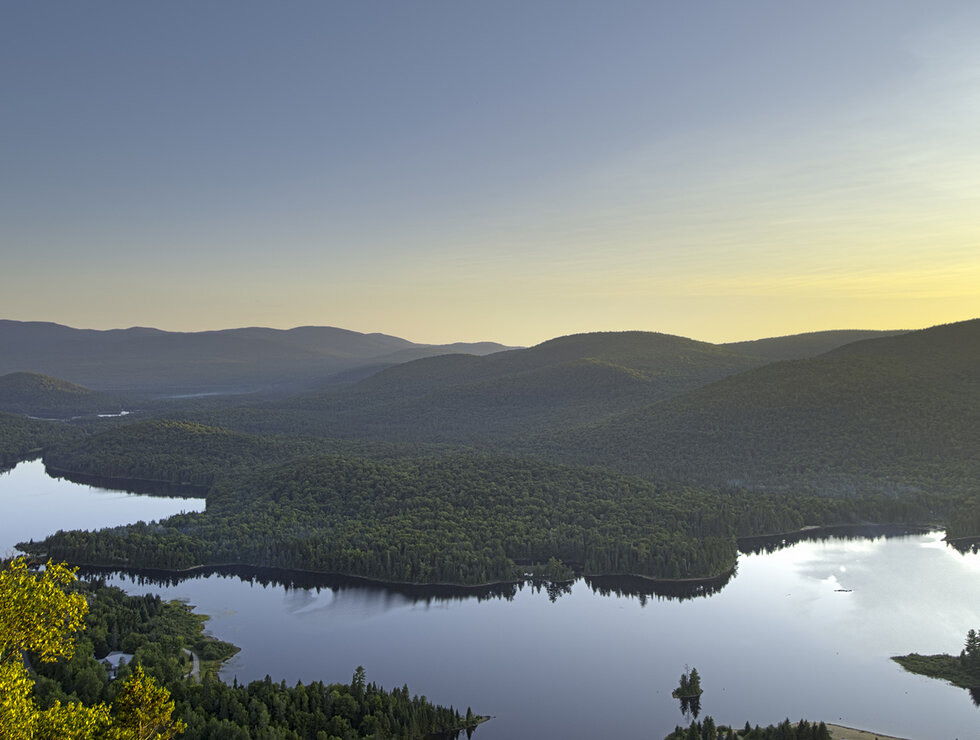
962 628 980 670
689 667 702 694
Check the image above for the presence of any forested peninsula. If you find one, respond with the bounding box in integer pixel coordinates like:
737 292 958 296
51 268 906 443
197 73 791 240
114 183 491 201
21 419 933 586
893 628 980 698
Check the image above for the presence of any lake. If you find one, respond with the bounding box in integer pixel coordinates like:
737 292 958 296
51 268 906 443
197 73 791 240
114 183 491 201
0 459 205 558
3 459 978 739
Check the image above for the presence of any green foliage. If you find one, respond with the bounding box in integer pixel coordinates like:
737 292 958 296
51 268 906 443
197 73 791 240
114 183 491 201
42 419 322 489
168 669 478 739
550 319 980 503
28 413 938 585
963 629 980 669
0 559 88 667
104 665 185 740
0 559 185 740
894 626 980 689
672 667 702 698
0 372 125 419
190 330 773 443
29 580 476 738
721 329 905 362
17 320 980 588
664 717 831 740
0 412 83 469
27 447 745 582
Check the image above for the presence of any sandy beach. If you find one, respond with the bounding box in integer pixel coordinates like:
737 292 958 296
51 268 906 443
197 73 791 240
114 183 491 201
827 724 910 740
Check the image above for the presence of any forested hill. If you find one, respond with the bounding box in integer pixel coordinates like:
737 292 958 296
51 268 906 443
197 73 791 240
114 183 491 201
41 419 326 488
0 411 83 468
551 319 980 494
720 329 906 361
823 319 980 368
0 320 512 394
0 372 126 418
356 331 766 391
28 414 935 583
206 331 777 441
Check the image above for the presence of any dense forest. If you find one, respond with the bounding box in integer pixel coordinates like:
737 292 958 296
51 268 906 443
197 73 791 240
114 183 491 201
25 575 479 739
24 418 935 585
154 321 980 542
30 436 742 582
0 372 128 419
0 410 82 469
551 321 980 493
194 331 775 443
7 321 978 587
41 419 325 489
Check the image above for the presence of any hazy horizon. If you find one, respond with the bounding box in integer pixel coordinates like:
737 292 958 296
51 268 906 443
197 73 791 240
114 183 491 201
4 314 967 350
4 2 978 346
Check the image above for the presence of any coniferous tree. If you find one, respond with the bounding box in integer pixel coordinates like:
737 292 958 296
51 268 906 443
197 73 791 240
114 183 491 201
962 628 980 669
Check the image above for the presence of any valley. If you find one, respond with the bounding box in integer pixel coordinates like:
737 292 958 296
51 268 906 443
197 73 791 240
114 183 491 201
2 317 978 738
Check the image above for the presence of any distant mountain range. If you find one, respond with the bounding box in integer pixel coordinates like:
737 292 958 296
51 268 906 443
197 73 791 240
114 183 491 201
7 317 978 501
0 320 515 394
163 318 978 499
193 326 915 444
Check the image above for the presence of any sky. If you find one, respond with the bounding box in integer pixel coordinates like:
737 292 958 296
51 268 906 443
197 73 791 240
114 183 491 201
2 1 978 346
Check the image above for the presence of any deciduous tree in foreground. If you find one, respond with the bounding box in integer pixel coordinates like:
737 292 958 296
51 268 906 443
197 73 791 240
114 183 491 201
0 558 185 739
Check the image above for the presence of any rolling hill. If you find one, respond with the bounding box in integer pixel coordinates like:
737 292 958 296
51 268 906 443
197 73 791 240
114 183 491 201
196 327 930 444
0 320 513 394
551 319 980 495
204 331 779 441
720 329 905 361
0 372 127 419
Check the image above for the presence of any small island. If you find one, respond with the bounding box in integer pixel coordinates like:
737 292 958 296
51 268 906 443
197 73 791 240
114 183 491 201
672 666 703 699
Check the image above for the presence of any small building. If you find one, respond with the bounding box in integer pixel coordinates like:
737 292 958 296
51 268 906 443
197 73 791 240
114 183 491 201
100 651 134 680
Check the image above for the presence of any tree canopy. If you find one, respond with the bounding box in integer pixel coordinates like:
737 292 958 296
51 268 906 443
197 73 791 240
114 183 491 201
0 558 185 740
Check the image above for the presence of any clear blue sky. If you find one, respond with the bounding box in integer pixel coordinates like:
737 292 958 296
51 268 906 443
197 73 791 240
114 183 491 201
2 1 978 345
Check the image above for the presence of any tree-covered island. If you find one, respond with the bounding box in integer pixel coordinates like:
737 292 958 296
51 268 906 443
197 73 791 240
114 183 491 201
672 666 703 699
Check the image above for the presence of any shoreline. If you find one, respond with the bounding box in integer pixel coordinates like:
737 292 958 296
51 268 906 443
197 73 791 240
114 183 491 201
24 525 939 593
737 521 939 544
44 558 740 593
826 723 910 740
13 457 948 591
43 464 210 497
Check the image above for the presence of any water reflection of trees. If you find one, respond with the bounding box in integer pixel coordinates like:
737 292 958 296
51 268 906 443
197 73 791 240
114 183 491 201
526 580 573 602
78 563 737 606
78 563 528 604
679 694 701 719
947 538 980 556
586 568 734 604
47 468 208 499
737 524 936 556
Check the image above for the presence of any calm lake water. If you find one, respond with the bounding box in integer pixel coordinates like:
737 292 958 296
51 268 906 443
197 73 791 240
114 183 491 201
0 459 205 558
3 460 979 739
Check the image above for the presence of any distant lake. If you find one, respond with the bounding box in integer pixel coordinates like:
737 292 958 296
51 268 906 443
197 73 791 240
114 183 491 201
3 460 979 739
